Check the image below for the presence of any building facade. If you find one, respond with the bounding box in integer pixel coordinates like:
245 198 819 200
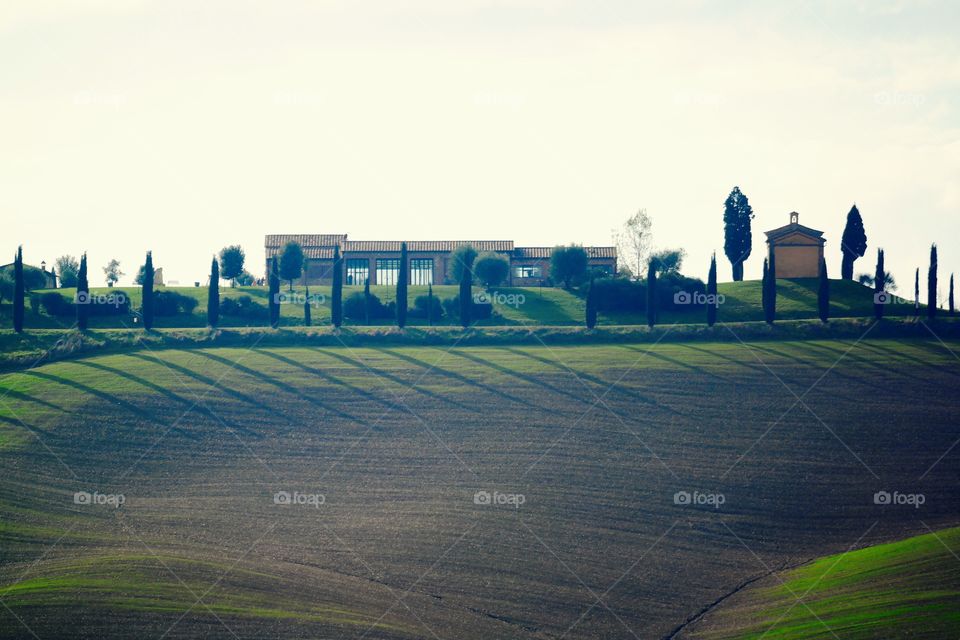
265 235 616 286
764 212 826 278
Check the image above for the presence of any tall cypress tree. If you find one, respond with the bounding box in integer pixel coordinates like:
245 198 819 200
77 253 89 331
142 251 155 330
873 248 885 321
427 282 434 327
396 242 408 328
331 246 343 328
13 247 24 333
840 204 867 280
646 259 657 328
817 257 830 323
950 274 955 316
706 253 718 327
914 268 920 317
268 256 280 328
928 244 938 319
458 250 473 329
723 186 754 281
208 256 219 327
363 277 371 325
585 276 597 329
302 258 311 327
766 250 777 324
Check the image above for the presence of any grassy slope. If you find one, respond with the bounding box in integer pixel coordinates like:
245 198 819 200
0 339 958 638
2 278 920 329
689 527 960 639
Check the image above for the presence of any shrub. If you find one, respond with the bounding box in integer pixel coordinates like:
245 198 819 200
220 295 269 320
411 294 443 321
40 291 130 317
442 297 493 321
343 291 394 321
591 278 646 312
473 252 510 288
153 290 198 316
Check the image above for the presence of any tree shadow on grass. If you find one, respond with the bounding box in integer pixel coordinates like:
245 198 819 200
500 346 680 416
305 348 477 414
620 345 727 382
19 370 198 440
369 348 540 411
187 350 364 425
742 342 869 388
446 349 592 407
673 343 771 376
797 341 928 386
0 386 68 414
253 349 404 415
859 340 960 381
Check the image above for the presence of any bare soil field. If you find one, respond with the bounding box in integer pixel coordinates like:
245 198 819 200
0 338 958 639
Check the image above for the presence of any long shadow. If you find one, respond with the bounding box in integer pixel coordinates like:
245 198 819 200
620 345 726 382
254 349 404 414
303 349 476 413
799 341 928 386
72 360 240 430
446 349 592 406
742 342 866 388
0 387 68 413
368 348 539 410
19 370 197 440
500 346 680 415
673 343 772 376
187 350 364 424
858 340 960 381
125 352 275 418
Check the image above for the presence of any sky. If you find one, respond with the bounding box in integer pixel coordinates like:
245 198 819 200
2 0 959 293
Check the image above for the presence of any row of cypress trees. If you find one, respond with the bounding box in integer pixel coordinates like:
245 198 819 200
585 244 954 329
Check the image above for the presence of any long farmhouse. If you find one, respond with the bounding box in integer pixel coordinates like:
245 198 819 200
265 235 617 286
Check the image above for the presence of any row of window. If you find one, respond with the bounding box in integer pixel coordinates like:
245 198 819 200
345 258 436 285
340 260 610 285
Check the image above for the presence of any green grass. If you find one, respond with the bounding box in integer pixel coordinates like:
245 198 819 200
692 528 960 639
1 278 924 330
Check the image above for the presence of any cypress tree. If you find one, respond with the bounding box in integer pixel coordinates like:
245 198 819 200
914 268 920 317
817 256 830 323
397 242 408 328
363 277 371 325
723 186 754 281
646 259 657 328
303 284 312 327
765 250 777 324
873 248 885 321
427 282 434 327
706 253 718 327
268 256 280 328
840 204 867 280
13 247 24 333
458 250 473 329
208 256 220 327
950 274 955 316
77 253 89 331
331 246 343 328
585 276 597 329
928 244 938 319
142 251 155 330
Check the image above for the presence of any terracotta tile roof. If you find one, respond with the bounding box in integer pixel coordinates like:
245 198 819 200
344 240 514 252
514 246 617 259
265 234 347 248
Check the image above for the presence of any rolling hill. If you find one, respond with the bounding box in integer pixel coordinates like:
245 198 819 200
0 337 958 638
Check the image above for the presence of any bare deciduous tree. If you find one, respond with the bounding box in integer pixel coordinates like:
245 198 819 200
612 209 652 280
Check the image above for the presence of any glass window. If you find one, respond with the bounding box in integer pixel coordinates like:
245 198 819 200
513 266 542 279
346 259 369 286
376 258 400 285
410 258 433 285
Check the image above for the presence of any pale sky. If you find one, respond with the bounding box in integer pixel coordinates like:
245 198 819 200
3 0 959 292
